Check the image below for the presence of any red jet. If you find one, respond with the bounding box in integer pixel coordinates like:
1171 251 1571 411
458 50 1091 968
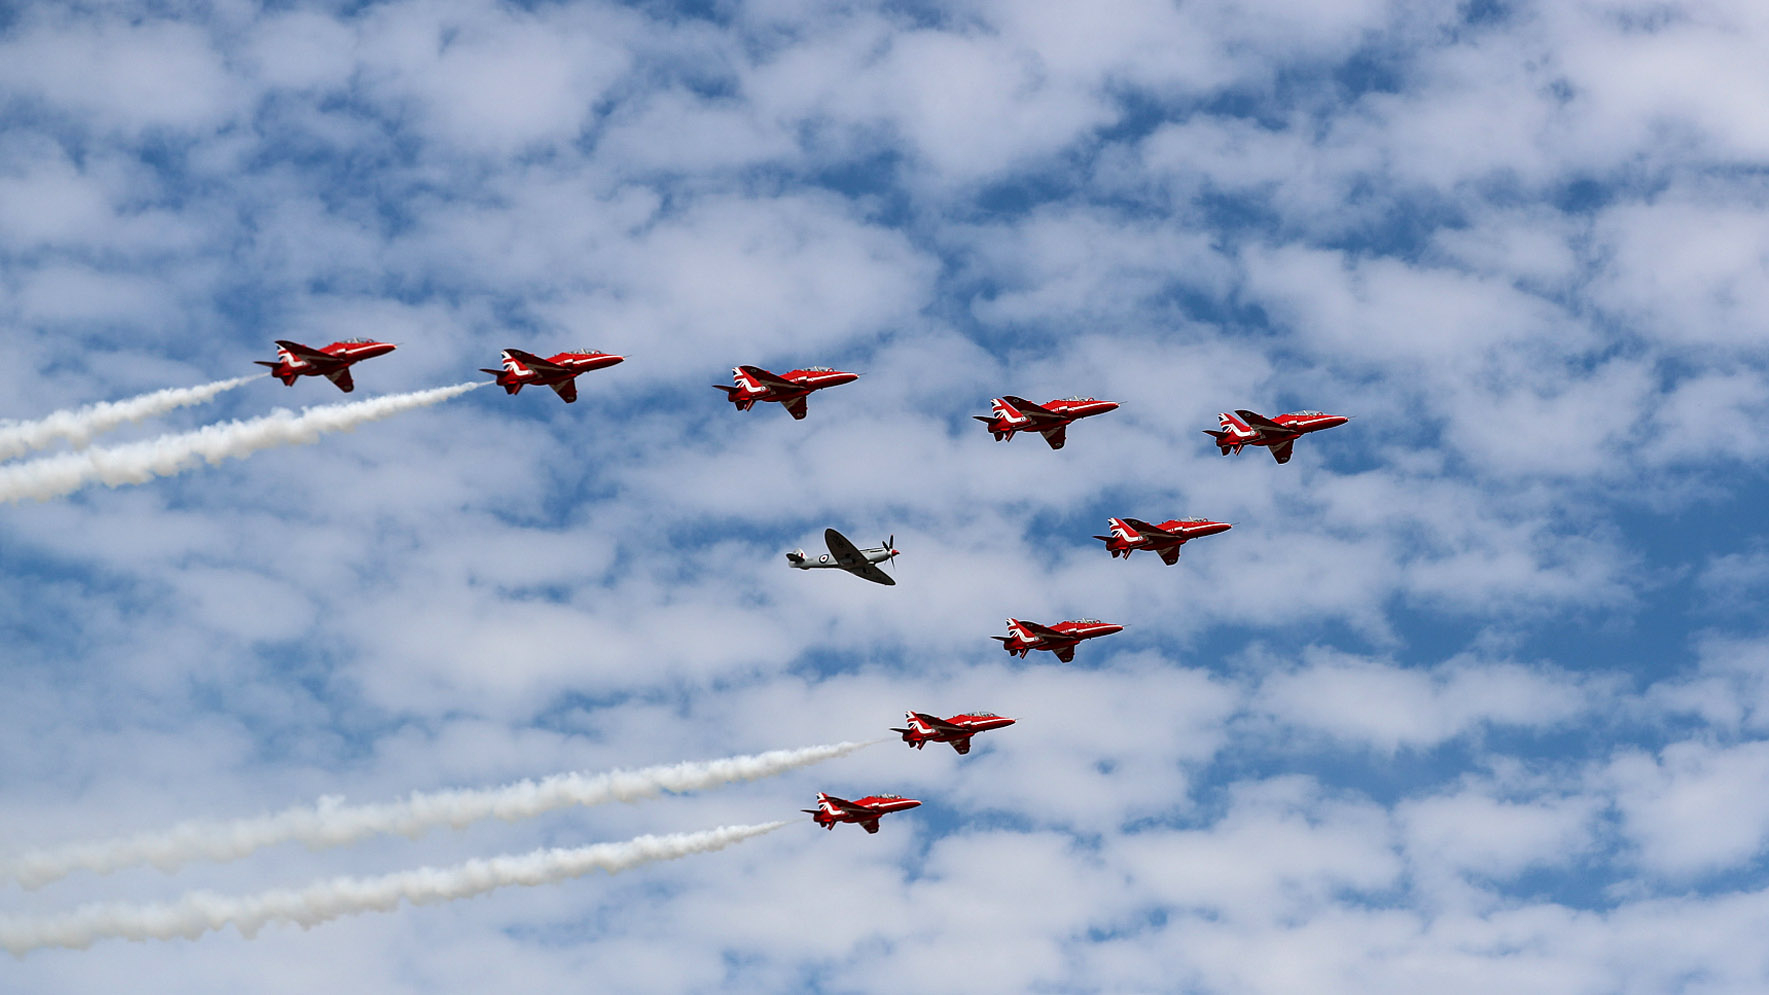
713 365 858 420
1205 409 1349 464
1094 516 1232 566
892 711 1016 755
974 395 1119 450
993 617 1123 663
255 339 396 393
480 348 624 403
803 792 922 834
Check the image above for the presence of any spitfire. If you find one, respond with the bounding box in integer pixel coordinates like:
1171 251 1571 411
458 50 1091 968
480 348 624 403
974 395 1119 449
786 528 900 586
993 617 1124 663
1094 517 1232 565
713 364 859 420
802 792 922 834
1205 409 1349 464
892 711 1016 755
255 339 397 393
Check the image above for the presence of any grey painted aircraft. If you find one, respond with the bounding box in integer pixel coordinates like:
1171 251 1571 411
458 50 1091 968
787 528 900 586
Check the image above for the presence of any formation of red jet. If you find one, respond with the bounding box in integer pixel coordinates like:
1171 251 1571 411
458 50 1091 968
246 339 1350 839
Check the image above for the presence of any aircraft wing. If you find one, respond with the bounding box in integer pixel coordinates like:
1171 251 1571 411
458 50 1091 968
323 368 355 393
1236 409 1297 436
782 395 809 420
1000 395 1059 423
549 378 578 403
1054 644 1077 663
275 340 332 361
506 348 569 373
861 819 880 834
1122 518 1164 535
1158 545 1182 566
824 529 866 566
1039 425 1067 450
912 712 968 735
1018 620 1069 640
847 561 896 586
830 798 881 819
950 736 972 756
737 365 800 391
1270 438 1295 464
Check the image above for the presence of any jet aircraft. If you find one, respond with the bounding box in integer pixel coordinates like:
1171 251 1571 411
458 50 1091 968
993 617 1123 663
480 348 624 403
803 792 922 834
892 710 1016 755
255 339 396 393
974 395 1119 449
786 528 899 586
713 365 858 420
1094 517 1232 565
1204 409 1349 464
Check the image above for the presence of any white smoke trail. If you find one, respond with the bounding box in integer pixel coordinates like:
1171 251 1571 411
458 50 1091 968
0 821 789 954
5 741 877 888
0 376 258 462
0 382 482 503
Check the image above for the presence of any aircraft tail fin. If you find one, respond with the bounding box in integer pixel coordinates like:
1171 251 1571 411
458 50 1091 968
481 369 523 394
1202 429 1239 456
712 385 754 410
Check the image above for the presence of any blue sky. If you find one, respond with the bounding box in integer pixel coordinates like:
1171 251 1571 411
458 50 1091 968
2 0 1768 990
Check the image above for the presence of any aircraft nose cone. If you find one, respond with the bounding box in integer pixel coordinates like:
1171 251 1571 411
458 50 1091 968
900 799 922 809
1101 624 1125 635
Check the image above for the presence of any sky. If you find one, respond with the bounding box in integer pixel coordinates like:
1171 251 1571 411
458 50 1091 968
1 0 1768 990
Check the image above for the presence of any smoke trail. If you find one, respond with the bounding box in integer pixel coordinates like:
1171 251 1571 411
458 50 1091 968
0 376 257 462
5 741 877 888
0 383 482 504
0 821 789 954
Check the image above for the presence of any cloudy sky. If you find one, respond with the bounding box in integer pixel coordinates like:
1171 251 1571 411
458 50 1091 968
2 0 1768 990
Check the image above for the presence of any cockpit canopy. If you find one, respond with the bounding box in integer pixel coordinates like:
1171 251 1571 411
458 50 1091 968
1068 618 1103 625
568 347 605 355
962 711 998 718
801 365 835 372
870 794 905 800
338 337 377 344
1060 395 1097 402
1287 409 1326 417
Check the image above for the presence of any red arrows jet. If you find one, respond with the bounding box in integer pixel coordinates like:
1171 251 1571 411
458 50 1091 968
480 348 624 403
974 395 1119 449
993 617 1123 663
1094 516 1232 565
255 339 396 393
713 365 858 420
802 792 922 834
892 711 1016 755
1204 409 1349 464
